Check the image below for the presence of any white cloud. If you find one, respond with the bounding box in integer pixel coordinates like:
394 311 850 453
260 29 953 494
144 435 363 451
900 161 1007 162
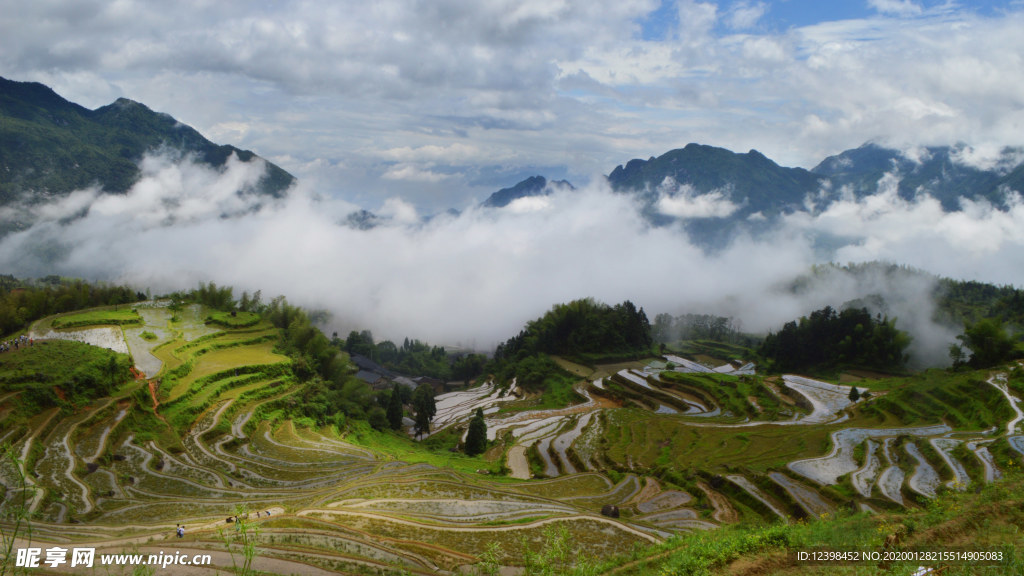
6 154 1023 369
727 1 767 30
655 181 740 218
3 1 1024 211
867 0 923 17
382 165 449 183
506 195 553 213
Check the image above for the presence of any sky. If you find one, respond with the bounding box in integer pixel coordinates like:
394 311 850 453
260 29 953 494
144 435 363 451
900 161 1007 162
2 1 1024 361
3 0 1024 211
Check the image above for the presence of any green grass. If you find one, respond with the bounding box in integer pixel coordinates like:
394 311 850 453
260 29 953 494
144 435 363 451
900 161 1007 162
50 308 142 329
659 371 783 419
857 369 1013 430
167 342 289 401
669 339 756 363
601 408 833 475
0 340 132 411
341 421 506 477
206 310 263 328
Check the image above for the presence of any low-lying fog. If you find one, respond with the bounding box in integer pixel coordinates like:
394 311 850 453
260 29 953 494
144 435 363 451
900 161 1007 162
2 152 1022 366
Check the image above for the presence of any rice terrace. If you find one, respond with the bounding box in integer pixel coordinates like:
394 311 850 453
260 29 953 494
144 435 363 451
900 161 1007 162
2 282 1024 576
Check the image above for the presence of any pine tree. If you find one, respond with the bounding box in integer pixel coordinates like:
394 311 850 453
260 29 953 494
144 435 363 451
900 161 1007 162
386 384 404 430
412 383 437 439
465 408 488 456
848 386 860 402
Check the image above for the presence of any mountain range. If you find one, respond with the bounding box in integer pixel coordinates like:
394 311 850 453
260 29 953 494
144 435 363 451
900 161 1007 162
491 142 1024 216
3 76 1023 243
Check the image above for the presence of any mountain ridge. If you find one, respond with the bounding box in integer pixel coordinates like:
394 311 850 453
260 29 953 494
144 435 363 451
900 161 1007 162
0 76 295 207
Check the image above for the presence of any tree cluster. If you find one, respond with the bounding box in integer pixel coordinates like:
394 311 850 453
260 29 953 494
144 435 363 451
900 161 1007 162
0 275 143 336
934 278 1024 328
759 305 911 373
341 331 486 382
651 312 752 345
494 298 652 364
950 318 1017 369
183 286 380 428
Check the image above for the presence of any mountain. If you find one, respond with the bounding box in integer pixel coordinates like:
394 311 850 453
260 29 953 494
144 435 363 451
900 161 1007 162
480 175 574 208
470 142 1024 249
812 142 1024 210
0 77 294 207
607 143 825 216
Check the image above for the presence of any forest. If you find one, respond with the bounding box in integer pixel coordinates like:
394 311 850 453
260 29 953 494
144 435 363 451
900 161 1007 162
487 298 654 393
758 305 911 373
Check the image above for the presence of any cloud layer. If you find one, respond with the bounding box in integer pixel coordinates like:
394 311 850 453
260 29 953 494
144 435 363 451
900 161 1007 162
2 153 1022 368
3 1 1023 210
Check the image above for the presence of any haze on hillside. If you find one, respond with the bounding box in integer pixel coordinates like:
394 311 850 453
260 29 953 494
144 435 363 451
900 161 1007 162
2 1 1024 364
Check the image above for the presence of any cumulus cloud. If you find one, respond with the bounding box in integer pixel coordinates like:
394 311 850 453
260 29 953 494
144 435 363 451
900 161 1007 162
4 154 1024 368
4 1 1024 212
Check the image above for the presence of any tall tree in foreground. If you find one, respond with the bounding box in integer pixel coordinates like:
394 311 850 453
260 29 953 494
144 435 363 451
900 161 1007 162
386 384 404 430
412 383 436 439
465 408 488 456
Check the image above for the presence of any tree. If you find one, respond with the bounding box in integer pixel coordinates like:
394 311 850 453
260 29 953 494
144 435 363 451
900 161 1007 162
957 318 1016 368
367 406 388 431
848 386 860 402
465 408 488 456
218 505 259 576
412 383 437 439
948 343 966 369
386 384 404 430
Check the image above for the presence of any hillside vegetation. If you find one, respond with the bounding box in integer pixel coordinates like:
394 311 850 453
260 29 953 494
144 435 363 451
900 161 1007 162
0 76 294 210
2 277 1024 575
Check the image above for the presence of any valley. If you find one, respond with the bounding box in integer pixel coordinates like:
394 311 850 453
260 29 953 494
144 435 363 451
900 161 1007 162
3 299 1023 575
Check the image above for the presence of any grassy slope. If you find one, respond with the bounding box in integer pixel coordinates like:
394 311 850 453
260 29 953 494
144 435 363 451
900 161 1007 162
51 308 142 328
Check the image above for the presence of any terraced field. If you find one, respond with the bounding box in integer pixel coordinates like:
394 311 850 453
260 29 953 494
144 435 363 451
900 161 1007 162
4 308 1024 574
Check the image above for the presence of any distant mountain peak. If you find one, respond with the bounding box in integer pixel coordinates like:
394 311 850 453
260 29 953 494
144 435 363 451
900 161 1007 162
0 76 295 215
481 175 575 208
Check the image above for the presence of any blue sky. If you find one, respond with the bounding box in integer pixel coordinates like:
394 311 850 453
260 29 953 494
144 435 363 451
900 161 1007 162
2 0 1024 211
